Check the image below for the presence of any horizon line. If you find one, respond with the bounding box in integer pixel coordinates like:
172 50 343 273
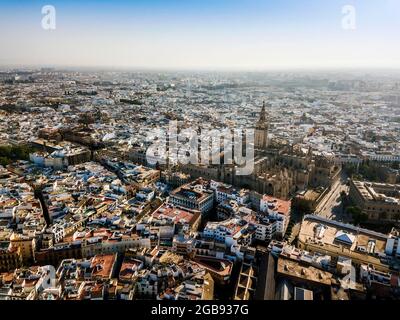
2 64 400 74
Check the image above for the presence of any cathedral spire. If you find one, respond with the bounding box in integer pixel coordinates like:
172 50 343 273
255 100 269 150
259 101 266 122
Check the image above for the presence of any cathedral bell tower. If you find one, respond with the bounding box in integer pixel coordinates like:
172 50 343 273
255 101 269 149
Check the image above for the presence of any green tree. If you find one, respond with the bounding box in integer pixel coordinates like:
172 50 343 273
292 198 313 216
347 206 368 225
0 156 10 166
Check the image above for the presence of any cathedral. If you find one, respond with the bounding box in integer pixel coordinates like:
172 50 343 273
166 101 341 200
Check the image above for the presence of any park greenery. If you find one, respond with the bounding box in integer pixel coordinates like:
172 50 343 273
0 144 34 166
344 161 399 182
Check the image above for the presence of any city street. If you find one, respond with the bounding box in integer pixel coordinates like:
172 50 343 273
315 173 351 223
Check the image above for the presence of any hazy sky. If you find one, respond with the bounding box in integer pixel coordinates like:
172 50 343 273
1 0 400 70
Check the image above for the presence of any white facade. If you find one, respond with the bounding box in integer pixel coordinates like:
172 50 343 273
385 236 400 257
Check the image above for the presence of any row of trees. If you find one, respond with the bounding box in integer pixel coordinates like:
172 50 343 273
291 194 369 226
344 161 400 182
